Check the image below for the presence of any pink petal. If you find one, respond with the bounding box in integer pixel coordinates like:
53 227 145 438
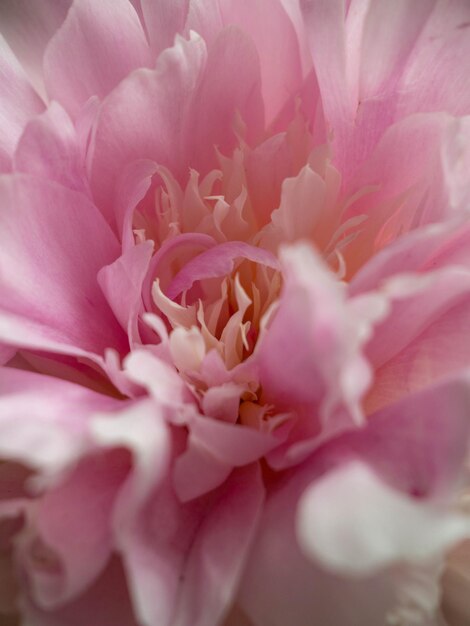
174 414 279 501
115 463 263 626
171 464 264 626
297 461 470 575
0 36 44 167
301 1 470 180
0 367 121 473
323 374 470 502
90 29 263 226
350 218 470 295
238 458 397 626
257 243 371 463
14 101 87 192
365 268 470 371
43 0 152 117
98 241 153 346
0 0 72 97
140 0 190 55
187 0 303 124
239 374 470 625
90 32 207 225
124 350 194 409
166 241 279 300
0 175 127 357
367 293 470 412
23 450 130 607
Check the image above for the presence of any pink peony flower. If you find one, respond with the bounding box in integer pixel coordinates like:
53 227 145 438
1 0 470 624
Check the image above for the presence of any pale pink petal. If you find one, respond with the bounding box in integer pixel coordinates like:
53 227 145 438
398 0 470 116
441 115 470 211
14 101 87 191
98 242 153 346
183 26 264 172
0 175 126 357
0 36 44 167
257 243 371 461
113 160 158 248
297 461 470 575
301 1 470 180
124 350 194 409
238 456 397 626
239 374 470 626
43 0 152 117
173 443 232 502
0 367 121 473
174 414 278 502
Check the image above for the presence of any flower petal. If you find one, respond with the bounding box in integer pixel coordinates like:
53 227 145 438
0 36 44 168
0 367 121 473
14 101 87 192
43 0 152 117
0 175 126 357
297 461 470 575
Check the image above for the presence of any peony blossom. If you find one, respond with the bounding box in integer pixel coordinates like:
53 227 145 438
1 0 470 624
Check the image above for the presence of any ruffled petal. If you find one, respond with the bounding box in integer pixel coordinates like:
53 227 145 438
90 28 263 227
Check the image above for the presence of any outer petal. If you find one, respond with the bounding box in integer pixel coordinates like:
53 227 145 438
364 269 470 371
0 175 126 357
187 0 303 124
0 367 121 473
14 101 87 192
297 461 470 575
0 36 44 169
0 0 72 97
239 376 470 626
349 218 470 295
301 0 470 180
22 450 130 608
140 0 190 55
43 0 152 117
366 289 470 412
238 458 397 626
171 464 264 626
22 556 139 626
112 461 263 626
